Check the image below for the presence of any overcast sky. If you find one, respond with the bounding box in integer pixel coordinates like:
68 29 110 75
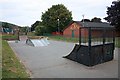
0 0 115 27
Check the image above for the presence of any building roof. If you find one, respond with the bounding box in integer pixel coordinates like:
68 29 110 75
63 21 114 31
75 21 114 28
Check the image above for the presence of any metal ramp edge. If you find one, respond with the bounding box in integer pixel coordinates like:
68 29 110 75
26 38 50 47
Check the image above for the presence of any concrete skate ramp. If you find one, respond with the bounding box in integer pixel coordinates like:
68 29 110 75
26 38 49 47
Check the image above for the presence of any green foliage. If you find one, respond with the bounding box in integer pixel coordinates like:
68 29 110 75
20 27 27 33
20 26 30 35
31 21 41 31
41 4 73 33
35 25 45 36
2 40 30 78
81 17 102 22
1 21 19 28
81 19 91 22
27 32 35 36
91 17 102 22
2 22 10 28
104 1 120 31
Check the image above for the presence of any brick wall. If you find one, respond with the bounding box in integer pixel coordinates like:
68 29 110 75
63 22 80 38
63 22 116 38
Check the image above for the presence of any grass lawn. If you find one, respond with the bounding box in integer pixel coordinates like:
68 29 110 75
2 34 18 40
2 40 30 78
49 36 79 43
49 35 120 48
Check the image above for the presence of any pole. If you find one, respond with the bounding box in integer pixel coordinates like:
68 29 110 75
113 28 115 50
79 27 81 45
18 29 20 41
88 27 91 66
57 18 60 32
82 14 85 44
82 14 84 27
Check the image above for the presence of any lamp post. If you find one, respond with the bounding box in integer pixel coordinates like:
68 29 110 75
14 28 20 42
15 29 20 40
57 18 60 32
82 14 84 27
18 29 20 40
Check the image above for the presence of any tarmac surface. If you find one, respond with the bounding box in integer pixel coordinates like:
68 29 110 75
8 37 118 78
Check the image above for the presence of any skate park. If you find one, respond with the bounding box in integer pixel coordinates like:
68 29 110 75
8 35 118 78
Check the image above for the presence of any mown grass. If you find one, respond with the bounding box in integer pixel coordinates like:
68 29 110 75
2 40 30 78
2 34 17 40
49 36 79 43
49 35 120 48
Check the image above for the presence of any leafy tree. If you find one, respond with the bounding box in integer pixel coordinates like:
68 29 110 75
41 4 73 33
20 27 27 33
81 19 91 22
31 21 41 31
104 1 120 31
35 25 45 36
91 17 102 22
2 22 9 28
2 22 19 29
20 26 30 35
2 22 14 28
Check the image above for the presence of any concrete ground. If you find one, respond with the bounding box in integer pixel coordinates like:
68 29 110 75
8 38 118 78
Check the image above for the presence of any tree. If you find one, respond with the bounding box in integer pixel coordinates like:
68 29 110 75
81 19 91 22
104 1 120 31
20 27 26 32
31 21 41 31
91 17 102 22
2 22 9 28
35 25 45 36
20 26 29 35
41 4 73 33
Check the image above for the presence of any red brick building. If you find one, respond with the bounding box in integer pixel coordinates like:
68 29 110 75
63 21 114 38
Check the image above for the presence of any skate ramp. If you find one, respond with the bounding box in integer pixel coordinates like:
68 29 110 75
26 38 49 47
63 43 114 67
63 44 80 61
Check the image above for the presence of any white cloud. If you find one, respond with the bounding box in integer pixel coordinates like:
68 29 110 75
0 0 114 26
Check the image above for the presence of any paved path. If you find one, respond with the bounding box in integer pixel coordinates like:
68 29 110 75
19 35 28 41
8 38 118 78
